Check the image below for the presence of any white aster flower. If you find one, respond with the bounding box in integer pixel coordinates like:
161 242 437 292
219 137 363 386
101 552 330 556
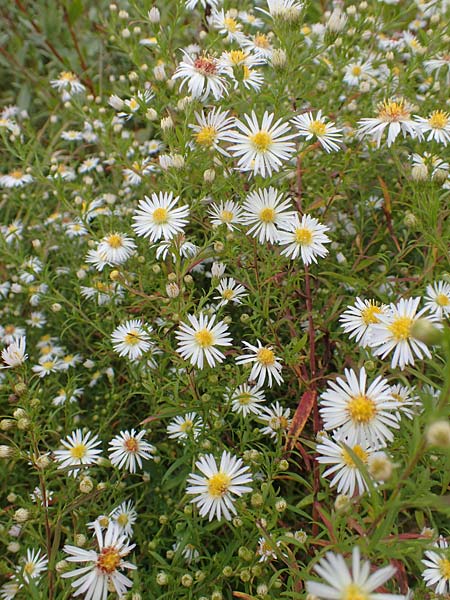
236 340 283 387
225 111 297 178
16 548 48 584
209 9 246 43
97 232 136 266
425 54 450 83
242 187 295 244
259 401 291 438
228 383 266 417
389 384 422 420
343 61 376 87
219 50 265 92
242 32 273 60
186 451 252 521
175 313 232 369
167 412 203 442
110 500 137 538
306 546 405 600
339 298 388 348
424 280 450 319
256 536 281 562
50 71 85 99
0 170 33 188
54 429 103 477
422 536 450 596
258 0 303 20
189 107 235 156
316 436 376 496
132 192 189 242
414 110 450 145
208 199 244 231
32 357 62 378
358 98 418 148
111 319 152 361
291 110 343 153
277 213 331 264
108 429 155 473
214 277 247 307
62 521 136 599
368 298 435 370
319 367 399 448
172 52 231 101
1 336 27 368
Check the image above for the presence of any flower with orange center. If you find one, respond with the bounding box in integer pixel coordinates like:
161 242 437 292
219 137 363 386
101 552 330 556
109 428 155 473
358 97 417 147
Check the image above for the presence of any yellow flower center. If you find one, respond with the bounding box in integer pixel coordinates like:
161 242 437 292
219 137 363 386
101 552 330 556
97 547 121 574
391 392 405 404
124 437 139 452
259 207 276 223
194 328 214 348
347 395 377 424
106 234 123 249
207 472 232 498
342 444 368 467
436 293 450 306
360 303 382 326
220 209 234 223
24 562 36 575
351 65 362 76
388 316 413 341
128 98 139 111
254 33 270 49
224 17 238 32
428 110 449 129
124 330 142 345
99 516 110 527
301 25 311 35
377 99 410 122
5 325 16 334
70 443 87 459
60 71 76 81
117 513 129 527
309 120 327 136
152 207 169 224
180 420 193 432
222 288 235 300
42 360 55 369
250 131 272 152
229 50 247 65
294 227 313 245
256 347 275 366
439 558 450 579
269 416 289 430
238 393 252 405
195 125 217 147
343 583 369 600
10 170 23 179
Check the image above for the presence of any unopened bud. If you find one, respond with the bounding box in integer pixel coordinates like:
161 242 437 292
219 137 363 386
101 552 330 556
426 420 450 449
368 451 393 481
410 319 442 346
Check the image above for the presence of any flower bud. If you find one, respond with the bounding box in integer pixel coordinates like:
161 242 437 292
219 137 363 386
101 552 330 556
0 445 13 458
156 571 169 585
14 508 29 523
334 494 351 513
426 420 450 449
166 282 180 298
79 476 94 493
181 574 193 587
148 7 160 22
368 451 393 481
410 319 442 346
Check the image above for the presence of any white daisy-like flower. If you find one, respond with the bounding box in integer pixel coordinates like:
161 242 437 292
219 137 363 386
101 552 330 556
219 50 265 92
306 546 405 600
316 436 375 496
172 52 231 101
422 536 450 596
167 412 203 442
256 536 281 562
16 548 48 584
424 280 450 319
320 368 400 449
97 232 136 266
111 319 152 361
259 401 291 438
0 324 26 345
189 107 235 156
0 170 33 188
31 357 62 378
229 383 266 417
425 54 450 83
54 429 103 477
62 521 136 599
186 451 252 521
389 384 422 420
236 340 283 387
242 32 273 60
175 313 232 369
208 199 244 231
414 110 450 145
108 429 155 473
339 298 388 348
358 98 417 148
368 298 435 370
277 213 331 264
110 500 137 538
1 336 27 368
214 277 247 307
258 0 303 20
225 111 297 178
242 187 295 244
343 61 376 87
132 192 190 242
209 9 246 43
291 110 343 153
50 71 85 99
